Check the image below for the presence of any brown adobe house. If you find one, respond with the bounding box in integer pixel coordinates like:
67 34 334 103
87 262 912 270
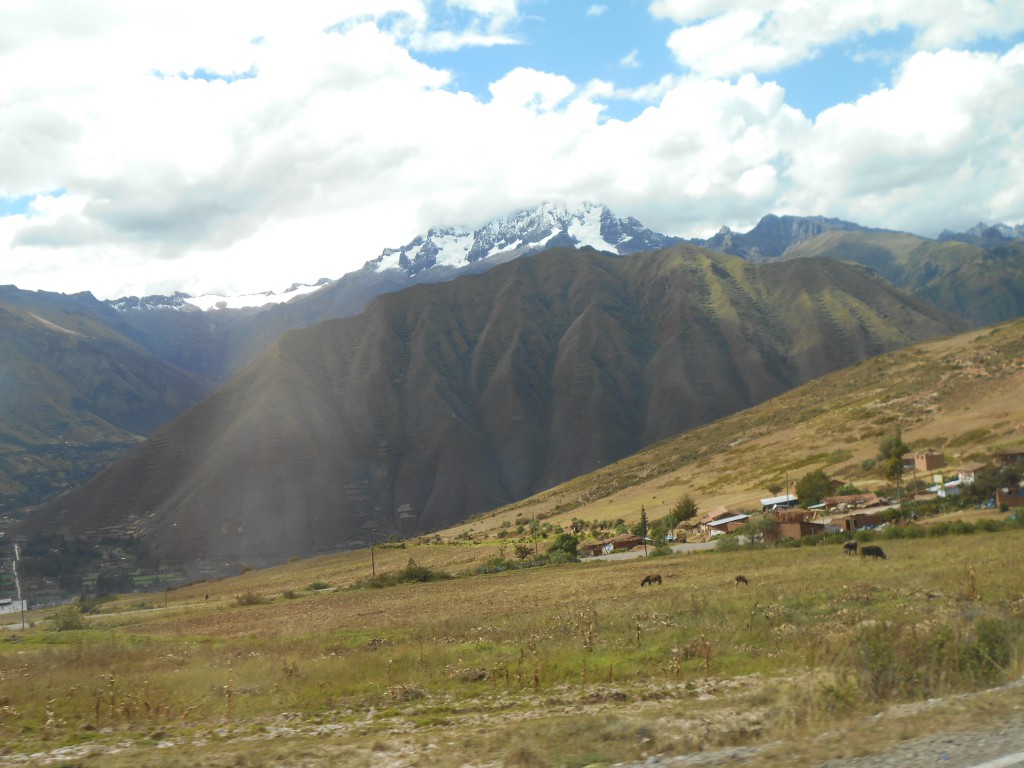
995 486 1024 508
764 519 826 544
902 451 945 472
577 539 604 558
578 533 644 557
603 533 643 553
826 511 887 532
696 506 739 534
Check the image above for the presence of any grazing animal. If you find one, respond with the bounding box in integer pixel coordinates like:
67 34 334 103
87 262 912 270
640 574 662 586
734 575 749 585
861 545 887 560
843 541 858 555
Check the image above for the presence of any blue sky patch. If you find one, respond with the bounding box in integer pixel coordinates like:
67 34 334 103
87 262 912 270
416 0 677 121
0 190 64 218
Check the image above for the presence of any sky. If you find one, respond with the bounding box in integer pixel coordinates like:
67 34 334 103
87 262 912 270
1 0 1023 300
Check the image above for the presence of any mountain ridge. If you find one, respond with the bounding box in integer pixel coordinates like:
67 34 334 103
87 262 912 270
3 205 1023 519
15 244 971 566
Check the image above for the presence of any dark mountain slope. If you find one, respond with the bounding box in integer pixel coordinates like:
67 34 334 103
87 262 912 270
18 246 970 565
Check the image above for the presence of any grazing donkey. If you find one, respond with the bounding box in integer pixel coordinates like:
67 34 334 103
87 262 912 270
734 575 749 585
861 545 887 560
640 574 662 586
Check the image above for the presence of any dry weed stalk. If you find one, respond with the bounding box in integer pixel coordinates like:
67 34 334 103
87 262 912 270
223 681 234 720
959 564 979 602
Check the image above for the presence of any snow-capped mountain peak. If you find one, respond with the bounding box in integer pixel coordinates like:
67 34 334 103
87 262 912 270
367 202 682 276
106 279 332 313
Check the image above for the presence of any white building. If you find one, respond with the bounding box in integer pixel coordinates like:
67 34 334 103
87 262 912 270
0 597 27 614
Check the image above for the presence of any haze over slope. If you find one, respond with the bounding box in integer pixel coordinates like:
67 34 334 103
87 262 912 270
0 287 209 508
19 245 971 564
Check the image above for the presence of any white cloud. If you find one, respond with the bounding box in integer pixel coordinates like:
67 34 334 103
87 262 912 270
1 2 1022 299
651 0 1024 77
779 46 1024 234
487 67 577 111
586 5 609 17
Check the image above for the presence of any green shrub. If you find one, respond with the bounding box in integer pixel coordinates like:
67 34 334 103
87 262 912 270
355 559 453 588
547 550 578 565
715 535 741 552
546 532 579 558
49 605 86 631
235 589 268 606
306 581 330 591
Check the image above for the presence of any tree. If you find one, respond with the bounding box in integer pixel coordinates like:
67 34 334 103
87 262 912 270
796 469 832 507
670 495 699 524
877 429 910 465
878 430 910 513
547 533 579 558
738 514 779 544
639 505 649 556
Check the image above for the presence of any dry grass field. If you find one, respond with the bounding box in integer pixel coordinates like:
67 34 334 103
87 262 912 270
3 528 1024 767
4 319 1024 766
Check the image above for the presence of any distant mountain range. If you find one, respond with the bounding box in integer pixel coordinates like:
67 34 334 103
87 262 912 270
3 202 1023 563
15 245 971 566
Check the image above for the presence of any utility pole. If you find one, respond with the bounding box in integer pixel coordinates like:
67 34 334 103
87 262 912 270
14 544 25 630
640 505 648 557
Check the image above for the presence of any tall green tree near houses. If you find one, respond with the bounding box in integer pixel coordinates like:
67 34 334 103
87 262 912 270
878 429 910 513
796 469 832 507
670 495 699 525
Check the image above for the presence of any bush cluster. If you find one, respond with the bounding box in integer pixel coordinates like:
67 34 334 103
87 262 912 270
473 549 579 575
353 559 453 588
48 605 86 631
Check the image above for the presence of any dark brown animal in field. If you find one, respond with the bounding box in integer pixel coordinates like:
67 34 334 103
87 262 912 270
640 574 662 586
843 541 858 555
734 575 749 585
861 545 887 560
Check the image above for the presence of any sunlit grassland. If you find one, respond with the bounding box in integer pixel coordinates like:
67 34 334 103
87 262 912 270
3 530 1023 766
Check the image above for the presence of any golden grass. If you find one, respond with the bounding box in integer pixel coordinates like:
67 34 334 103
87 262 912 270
3 529 1023 766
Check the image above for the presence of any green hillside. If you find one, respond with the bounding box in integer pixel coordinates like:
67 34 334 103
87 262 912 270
784 231 1024 326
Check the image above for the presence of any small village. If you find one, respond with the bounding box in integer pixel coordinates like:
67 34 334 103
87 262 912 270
571 447 1024 558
